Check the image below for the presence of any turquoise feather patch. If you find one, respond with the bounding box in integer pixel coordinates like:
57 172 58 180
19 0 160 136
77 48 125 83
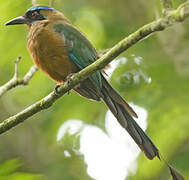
54 23 102 90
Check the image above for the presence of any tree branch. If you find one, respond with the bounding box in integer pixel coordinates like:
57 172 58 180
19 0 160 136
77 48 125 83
0 1 189 134
0 57 38 97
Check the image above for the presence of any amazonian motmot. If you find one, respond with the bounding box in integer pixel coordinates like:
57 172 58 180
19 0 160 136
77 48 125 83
6 6 159 160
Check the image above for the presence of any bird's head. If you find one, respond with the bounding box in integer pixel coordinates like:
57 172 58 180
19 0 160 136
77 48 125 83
6 6 67 26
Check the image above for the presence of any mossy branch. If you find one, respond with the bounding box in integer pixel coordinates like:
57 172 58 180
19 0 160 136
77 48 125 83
0 1 189 135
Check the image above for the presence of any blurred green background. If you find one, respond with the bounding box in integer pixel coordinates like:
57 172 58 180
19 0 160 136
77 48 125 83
0 0 189 179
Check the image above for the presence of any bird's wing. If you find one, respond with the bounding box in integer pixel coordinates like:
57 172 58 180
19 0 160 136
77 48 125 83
53 23 102 90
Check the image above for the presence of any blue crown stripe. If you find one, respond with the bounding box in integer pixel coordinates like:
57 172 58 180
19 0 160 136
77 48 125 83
29 6 54 11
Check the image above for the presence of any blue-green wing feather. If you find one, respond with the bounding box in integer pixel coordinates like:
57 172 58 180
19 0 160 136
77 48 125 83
53 23 102 89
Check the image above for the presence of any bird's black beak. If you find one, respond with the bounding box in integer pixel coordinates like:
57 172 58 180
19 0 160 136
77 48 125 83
5 16 28 26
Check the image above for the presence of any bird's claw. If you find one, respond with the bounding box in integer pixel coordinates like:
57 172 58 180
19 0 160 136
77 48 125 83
54 84 61 95
65 73 75 95
54 73 76 95
65 73 75 85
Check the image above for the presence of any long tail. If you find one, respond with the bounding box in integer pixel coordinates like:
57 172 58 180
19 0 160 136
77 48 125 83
101 76 159 160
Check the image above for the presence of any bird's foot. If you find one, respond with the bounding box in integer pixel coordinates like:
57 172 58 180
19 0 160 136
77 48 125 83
54 73 79 95
54 84 61 95
65 73 75 95
65 73 75 85
65 73 81 94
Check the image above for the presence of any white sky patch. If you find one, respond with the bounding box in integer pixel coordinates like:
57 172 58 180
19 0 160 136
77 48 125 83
105 57 128 80
57 120 83 141
133 56 143 65
57 104 148 180
64 150 71 157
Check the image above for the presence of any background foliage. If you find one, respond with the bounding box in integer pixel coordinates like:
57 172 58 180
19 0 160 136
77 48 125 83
0 0 188 179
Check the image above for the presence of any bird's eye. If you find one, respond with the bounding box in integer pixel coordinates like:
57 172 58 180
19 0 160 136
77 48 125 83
31 11 39 19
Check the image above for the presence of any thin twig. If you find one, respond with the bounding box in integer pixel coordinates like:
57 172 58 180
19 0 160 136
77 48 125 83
14 56 21 79
0 57 38 98
22 65 38 84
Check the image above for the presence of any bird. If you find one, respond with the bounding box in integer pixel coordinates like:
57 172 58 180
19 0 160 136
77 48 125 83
6 6 159 160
